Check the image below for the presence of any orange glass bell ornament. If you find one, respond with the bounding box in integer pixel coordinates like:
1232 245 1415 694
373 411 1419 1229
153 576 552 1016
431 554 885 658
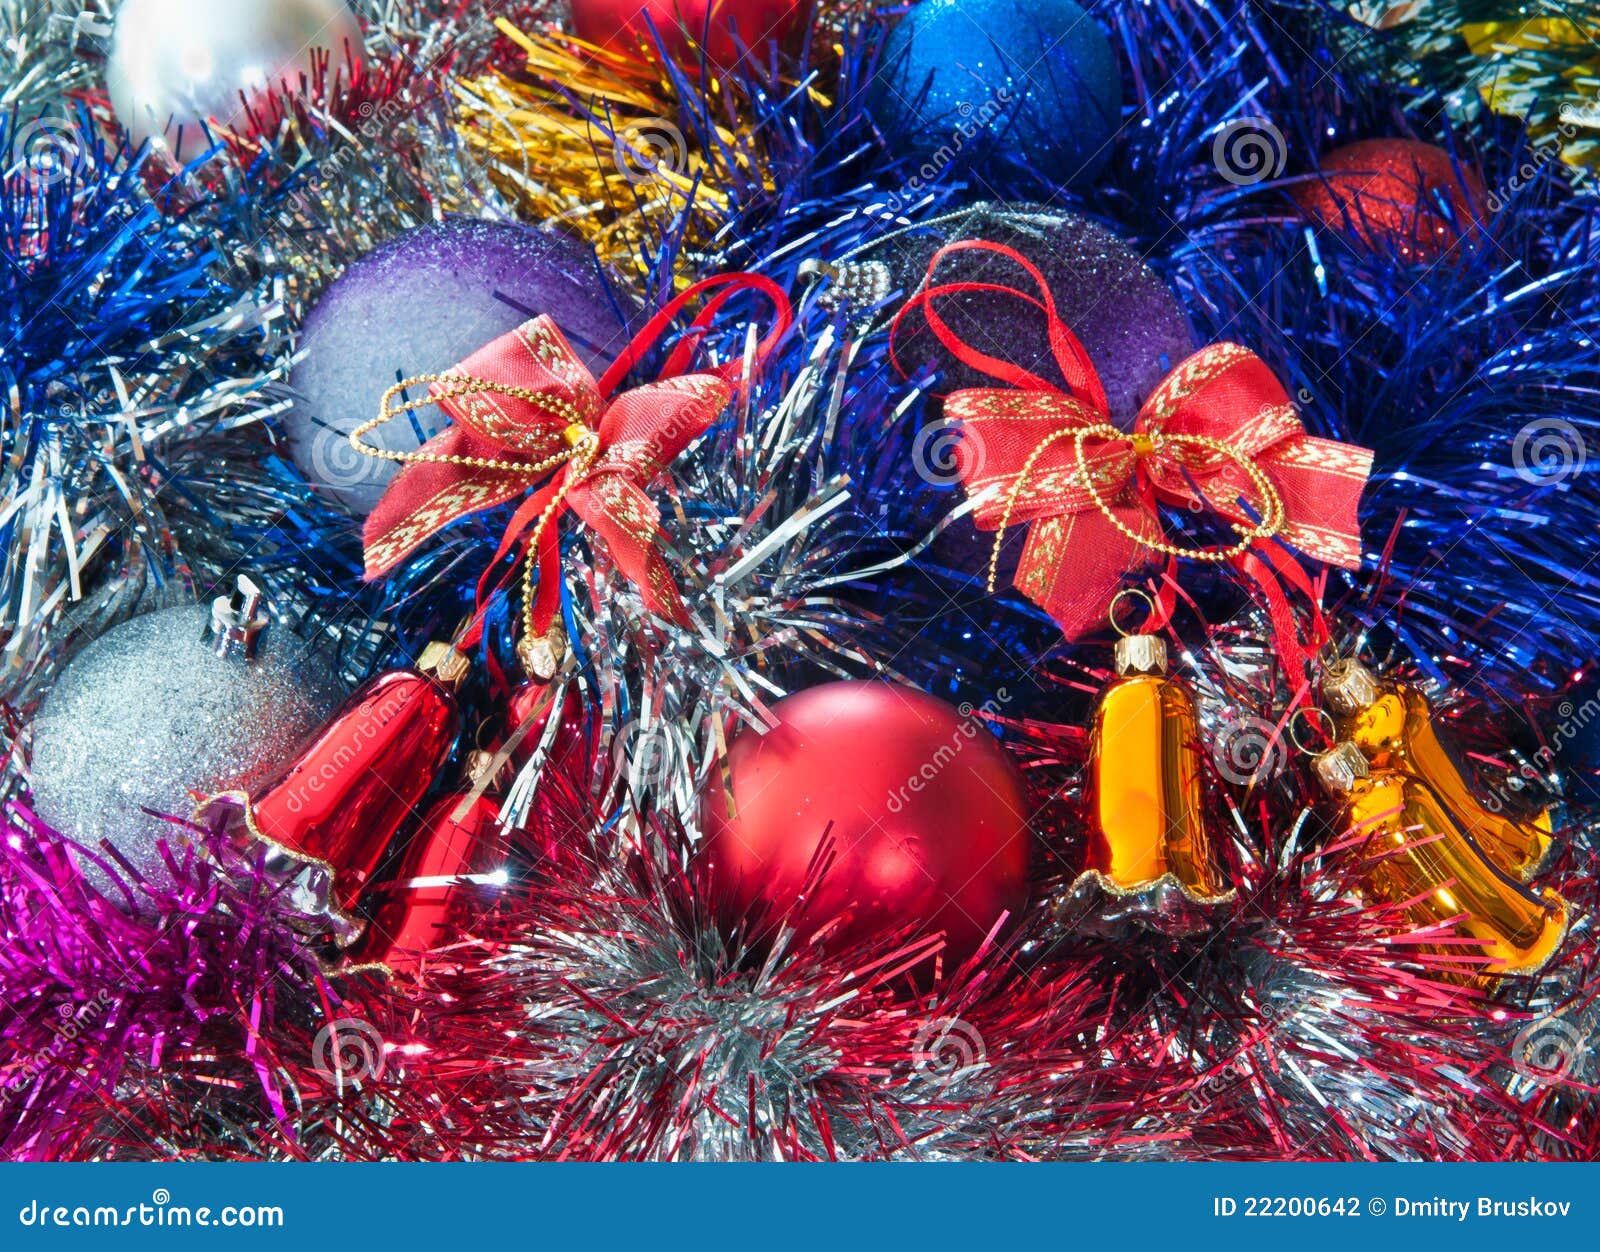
1322 658 1552 880
1061 595 1232 933
1311 738 1567 977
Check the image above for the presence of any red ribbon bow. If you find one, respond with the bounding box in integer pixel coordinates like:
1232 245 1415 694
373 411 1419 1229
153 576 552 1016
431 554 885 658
360 274 791 645
895 241 1374 644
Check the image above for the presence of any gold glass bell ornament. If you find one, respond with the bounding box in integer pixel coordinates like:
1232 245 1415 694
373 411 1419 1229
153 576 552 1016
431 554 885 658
1322 658 1552 880
1310 736 1567 979
1057 593 1233 935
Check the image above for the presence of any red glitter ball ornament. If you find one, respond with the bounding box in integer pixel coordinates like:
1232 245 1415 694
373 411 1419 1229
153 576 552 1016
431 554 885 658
570 0 806 70
700 681 1030 965
1296 138 1487 261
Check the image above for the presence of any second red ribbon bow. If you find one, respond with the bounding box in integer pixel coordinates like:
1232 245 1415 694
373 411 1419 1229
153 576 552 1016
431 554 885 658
896 241 1374 642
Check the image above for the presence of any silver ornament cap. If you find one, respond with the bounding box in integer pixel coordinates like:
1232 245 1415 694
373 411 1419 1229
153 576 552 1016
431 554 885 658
207 575 269 660
1322 658 1381 717
1313 741 1371 796
1114 633 1168 677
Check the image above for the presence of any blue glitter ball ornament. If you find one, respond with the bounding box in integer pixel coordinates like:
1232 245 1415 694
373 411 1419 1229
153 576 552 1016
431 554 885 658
869 0 1122 187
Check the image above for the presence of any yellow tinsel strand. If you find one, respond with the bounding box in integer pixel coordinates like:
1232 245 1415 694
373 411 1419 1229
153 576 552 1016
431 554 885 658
454 20 776 285
1460 19 1600 171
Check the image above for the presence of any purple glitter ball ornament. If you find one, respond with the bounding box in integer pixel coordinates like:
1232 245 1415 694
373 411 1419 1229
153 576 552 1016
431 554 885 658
287 220 631 516
889 202 1194 427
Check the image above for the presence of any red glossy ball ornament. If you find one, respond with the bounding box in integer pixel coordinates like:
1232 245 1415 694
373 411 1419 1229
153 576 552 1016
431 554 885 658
1296 138 1487 261
701 682 1030 965
570 0 806 70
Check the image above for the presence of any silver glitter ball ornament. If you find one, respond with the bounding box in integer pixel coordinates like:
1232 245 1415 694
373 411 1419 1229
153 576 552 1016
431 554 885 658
106 0 365 163
30 586 341 896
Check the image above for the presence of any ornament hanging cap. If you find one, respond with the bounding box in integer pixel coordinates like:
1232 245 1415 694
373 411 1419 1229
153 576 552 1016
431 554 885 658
1312 741 1370 795
418 640 471 691
1289 705 1366 794
207 574 269 660
1322 657 1381 717
1110 588 1167 676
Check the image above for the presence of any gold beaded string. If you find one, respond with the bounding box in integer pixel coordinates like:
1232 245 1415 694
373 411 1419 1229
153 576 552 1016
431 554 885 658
985 423 1288 594
350 374 603 661
351 374 593 478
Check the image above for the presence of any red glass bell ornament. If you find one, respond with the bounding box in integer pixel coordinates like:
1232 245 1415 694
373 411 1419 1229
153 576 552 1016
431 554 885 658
505 679 589 772
355 751 509 975
200 641 468 944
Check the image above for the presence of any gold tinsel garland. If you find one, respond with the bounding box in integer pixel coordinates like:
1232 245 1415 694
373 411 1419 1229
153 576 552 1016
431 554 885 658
1349 3 1600 173
454 20 782 284
1459 18 1600 171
